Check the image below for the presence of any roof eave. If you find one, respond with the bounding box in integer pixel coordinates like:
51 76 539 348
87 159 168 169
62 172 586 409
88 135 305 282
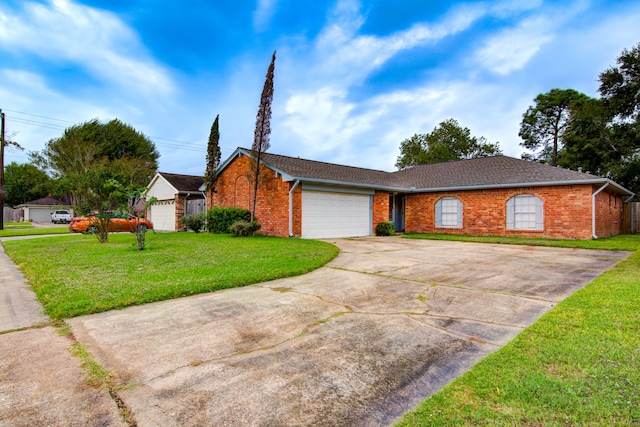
410 178 635 195
286 176 406 192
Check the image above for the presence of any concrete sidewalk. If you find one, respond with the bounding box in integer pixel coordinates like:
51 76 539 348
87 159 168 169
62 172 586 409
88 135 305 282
0 243 124 427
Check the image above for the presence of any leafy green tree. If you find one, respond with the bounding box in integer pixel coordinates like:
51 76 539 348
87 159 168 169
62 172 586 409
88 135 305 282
599 42 640 122
203 114 221 194
395 118 501 169
519 88 591 166
249 51 276 222
30 118 159 216
4 162 53 206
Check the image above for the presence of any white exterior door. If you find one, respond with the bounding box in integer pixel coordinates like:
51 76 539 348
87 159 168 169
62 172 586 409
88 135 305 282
148 201 176 231
302 190 371 238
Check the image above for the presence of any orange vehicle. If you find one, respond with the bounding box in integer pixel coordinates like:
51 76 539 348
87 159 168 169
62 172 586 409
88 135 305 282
69 214 154 234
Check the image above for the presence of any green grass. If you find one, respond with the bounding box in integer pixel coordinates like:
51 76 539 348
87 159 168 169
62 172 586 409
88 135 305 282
2 232 338 319
3 221 34 229
397 234 640 426
0 226 71 238
404 232 640 251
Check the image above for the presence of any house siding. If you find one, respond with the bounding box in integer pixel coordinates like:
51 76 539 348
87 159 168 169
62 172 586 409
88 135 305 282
405 185 596 239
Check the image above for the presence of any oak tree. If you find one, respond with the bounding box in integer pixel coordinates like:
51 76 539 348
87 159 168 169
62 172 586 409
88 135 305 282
396 118 501 169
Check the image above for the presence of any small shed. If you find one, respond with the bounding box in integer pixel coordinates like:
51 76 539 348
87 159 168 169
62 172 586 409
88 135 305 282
16 195 72 222
146 172 205 231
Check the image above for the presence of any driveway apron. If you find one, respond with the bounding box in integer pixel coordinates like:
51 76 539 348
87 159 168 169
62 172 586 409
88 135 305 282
66 237 630 426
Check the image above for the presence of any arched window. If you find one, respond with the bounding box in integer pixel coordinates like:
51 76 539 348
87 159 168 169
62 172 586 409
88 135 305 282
506 195 543 230
435 197 462 228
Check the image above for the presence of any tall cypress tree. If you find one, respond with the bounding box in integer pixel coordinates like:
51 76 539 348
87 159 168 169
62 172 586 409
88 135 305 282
250 51 276 222
204 114 221 195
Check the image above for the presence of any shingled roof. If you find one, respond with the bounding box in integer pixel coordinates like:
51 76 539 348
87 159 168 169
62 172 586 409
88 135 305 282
225 148 633 196
158 172 204 193
259 151 395 188
17 195 71 207
392 155 616 190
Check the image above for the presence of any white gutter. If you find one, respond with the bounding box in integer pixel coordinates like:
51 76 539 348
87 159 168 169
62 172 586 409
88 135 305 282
289 180 300 237
592 182 609 239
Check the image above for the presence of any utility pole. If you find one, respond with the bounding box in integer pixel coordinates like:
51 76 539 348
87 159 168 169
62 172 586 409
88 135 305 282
1 109 5 230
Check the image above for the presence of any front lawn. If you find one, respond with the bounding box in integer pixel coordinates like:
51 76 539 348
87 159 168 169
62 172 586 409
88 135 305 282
397 234 640 426
2 232 338 318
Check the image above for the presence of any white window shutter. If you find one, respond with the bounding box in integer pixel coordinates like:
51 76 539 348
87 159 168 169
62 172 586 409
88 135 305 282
535 197 544 230
435 199 442 228
506 197 515 229
457 200 463 228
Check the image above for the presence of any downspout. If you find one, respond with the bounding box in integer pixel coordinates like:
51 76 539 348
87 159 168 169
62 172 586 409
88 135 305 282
289 180 300 237
592 182 609 239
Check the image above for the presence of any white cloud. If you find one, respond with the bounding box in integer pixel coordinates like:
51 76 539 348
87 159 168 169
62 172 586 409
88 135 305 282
475 15 554 75
253 0 278 32
0 0 173 94
314 0 486 84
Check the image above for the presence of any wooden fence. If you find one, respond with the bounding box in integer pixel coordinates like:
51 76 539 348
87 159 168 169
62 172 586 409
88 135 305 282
3 207 23 222
186 199 206 216
622 202 639 234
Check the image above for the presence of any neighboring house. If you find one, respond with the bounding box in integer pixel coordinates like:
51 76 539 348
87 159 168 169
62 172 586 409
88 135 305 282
16 195 72 222
146 172 205 231
210 147 634 240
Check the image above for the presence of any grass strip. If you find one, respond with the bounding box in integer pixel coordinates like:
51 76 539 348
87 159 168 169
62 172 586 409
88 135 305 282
396 234 640 426
0 227 71 238
2 232 338 319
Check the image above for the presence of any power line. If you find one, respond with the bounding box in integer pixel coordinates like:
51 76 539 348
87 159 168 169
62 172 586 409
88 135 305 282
3 108 239 156
2 109 76 123
8 117 67 131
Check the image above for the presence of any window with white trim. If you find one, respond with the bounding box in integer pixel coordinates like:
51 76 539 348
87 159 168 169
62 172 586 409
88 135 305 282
435 197 462 228
506 195 543 230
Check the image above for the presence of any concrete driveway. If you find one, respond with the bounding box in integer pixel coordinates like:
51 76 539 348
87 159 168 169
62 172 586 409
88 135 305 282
65 237 628 426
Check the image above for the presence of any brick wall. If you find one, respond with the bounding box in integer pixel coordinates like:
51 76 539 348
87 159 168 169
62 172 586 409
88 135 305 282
594 189 623 238
405 185 599 239
372 191 390 234
175 194 186 231
210 154 295 236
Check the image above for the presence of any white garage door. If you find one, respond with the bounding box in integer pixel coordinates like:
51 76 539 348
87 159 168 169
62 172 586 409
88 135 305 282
29 207 53 222
148 201 176 231
302 190 371 238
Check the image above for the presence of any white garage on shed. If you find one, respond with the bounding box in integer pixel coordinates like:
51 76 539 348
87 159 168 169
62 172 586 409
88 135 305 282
16 195 72 223
146 172 205 231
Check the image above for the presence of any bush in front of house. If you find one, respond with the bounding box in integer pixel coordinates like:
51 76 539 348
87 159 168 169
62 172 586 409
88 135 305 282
229 221 261 237
181 213 206 233
206 207 251 233
375 221 395 236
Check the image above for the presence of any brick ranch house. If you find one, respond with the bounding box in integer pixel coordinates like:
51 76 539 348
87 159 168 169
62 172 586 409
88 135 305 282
208 147 634 240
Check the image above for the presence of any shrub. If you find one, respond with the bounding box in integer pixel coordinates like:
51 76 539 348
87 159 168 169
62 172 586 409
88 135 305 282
181 213 206 233
375 221 395 236
229 221 261 237
206 207 251 233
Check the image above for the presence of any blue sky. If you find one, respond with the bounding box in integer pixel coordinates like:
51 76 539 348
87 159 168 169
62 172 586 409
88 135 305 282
1 0 639 176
